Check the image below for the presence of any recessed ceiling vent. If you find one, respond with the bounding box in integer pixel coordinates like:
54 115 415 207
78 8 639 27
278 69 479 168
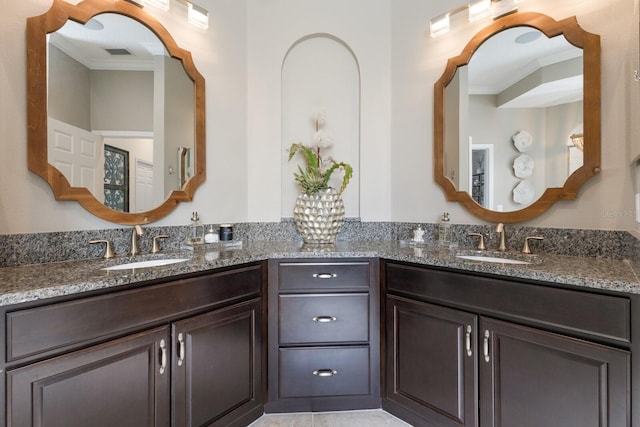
104 48 132 56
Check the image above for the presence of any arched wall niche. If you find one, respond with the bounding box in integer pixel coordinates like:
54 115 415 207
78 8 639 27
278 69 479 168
281 33 361 218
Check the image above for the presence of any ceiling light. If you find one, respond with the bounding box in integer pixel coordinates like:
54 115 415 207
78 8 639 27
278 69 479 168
188 2 208 30
515 30 542 44
144 0 170 12
468 0 491 22
430 13 451 38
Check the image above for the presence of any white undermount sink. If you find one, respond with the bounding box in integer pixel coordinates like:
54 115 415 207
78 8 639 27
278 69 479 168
455 254 532 265
102 258 190 271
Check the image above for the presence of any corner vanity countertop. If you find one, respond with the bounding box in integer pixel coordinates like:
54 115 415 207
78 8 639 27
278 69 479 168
0 240 638 306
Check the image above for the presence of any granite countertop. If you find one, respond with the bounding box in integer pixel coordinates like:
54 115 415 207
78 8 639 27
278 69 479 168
0 240 639 306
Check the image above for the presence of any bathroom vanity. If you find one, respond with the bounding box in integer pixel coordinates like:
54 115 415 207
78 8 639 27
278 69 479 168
15 0 626 423
0 241 638 426
1 262 265 427
382 261 631 427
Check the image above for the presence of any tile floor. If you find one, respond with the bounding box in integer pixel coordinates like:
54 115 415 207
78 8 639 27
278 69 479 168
247 409 412 426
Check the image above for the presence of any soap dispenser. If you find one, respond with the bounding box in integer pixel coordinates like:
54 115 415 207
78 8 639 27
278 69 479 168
190 211 204 244
412 226 425 243
438 212 451 247
204 225 218 243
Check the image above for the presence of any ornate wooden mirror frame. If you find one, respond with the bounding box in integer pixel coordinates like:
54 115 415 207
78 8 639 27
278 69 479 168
27 0 206 225
434 12 600 223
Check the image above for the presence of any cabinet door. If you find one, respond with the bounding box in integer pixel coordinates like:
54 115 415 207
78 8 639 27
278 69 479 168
6 326 170 427
480 317 630 427
385 296 478 427
172 298 262 427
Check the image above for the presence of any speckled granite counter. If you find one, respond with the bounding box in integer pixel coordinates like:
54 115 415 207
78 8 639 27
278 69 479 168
0 240 639 306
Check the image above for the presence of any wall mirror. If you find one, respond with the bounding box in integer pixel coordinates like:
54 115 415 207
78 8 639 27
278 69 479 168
434 12 600 223
27 0 205 225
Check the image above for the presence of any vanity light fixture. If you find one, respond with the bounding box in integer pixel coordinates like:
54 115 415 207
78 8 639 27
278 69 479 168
144 0 170 12
430 13 451 38
430 0 524 38
187 2 209 30
468 0 491 22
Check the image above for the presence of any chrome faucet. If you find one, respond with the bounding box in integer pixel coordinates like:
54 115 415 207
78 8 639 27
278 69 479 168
495 223 507 252
129 225 144 256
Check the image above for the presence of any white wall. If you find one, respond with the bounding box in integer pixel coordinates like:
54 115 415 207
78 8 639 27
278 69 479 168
0 0 248 233
246 0 392 222
1 0 639 234
281 35 361 218
390 0 640 229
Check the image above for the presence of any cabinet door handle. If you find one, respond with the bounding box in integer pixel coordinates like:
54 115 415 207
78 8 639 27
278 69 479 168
313 369 338 377
177 332 185 367
312 316 337 323
465 325 472 357
312 273 337 279
159 339 167 375
483 330 491 363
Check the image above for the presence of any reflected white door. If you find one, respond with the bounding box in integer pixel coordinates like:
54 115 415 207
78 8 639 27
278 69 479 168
48 118 104 201
135 159 154 212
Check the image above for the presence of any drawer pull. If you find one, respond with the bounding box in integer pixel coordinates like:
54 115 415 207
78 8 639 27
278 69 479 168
313 369 338 377
313 316 337 323
465 325 472 357
159 339 167 375
483 330 491 363
177 332 185 367
313 273 337 279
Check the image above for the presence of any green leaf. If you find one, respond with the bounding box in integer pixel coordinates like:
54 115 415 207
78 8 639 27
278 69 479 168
287 142 352 195
288 143 319 174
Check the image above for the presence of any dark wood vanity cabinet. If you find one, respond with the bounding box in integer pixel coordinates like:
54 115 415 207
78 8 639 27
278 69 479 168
2 262 265 427
171 299 262 426
383 261 631 427
266 258 380 413
479 316 628 427
8 325 172 427
385 295 478 427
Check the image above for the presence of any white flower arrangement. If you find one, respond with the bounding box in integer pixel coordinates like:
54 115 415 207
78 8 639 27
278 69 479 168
288 109 352 195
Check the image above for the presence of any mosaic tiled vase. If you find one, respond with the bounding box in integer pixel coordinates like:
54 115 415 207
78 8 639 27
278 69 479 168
293 187 345 244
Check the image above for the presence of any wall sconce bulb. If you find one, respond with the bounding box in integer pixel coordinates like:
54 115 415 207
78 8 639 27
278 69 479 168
469 0 491 22
144 0 170 12
430 13 451 38
188 2 209 30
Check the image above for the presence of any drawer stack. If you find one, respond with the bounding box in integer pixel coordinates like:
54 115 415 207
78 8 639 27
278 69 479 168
266 258 380 413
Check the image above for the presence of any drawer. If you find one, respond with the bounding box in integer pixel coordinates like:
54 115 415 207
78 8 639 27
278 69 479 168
278 261 371 291
6 264 263 362
279 294 369 344
278 346 370 398
385 262 631 345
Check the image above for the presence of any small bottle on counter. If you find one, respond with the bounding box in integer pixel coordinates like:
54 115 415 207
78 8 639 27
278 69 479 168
219 224 233 241
438 212 451 247
412 226 425 243
190 212 204 244
204 225 219 243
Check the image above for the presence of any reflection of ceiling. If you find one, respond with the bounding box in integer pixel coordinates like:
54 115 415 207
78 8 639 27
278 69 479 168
48 13 167 71
468 27 583 108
